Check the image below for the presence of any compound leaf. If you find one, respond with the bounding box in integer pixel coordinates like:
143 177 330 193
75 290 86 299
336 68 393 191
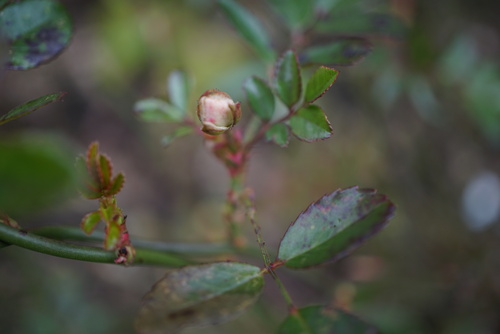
265 122 290 147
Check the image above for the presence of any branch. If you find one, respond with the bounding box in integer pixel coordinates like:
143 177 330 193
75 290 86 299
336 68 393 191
0 223 193 267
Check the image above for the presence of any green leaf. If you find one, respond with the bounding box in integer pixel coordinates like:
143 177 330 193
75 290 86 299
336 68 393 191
75 155 101 199
0 0 72 70
265 123 290 148
167 70 191 112
244 76 275 121
134 98 184 122
316 12 408 40
218 0 275 62
278 305 378 334
0 92 65 125
268 0 314 29
305 66 339 103
300 38 372 66
160 126 193 148
104 218 121 250
277 186 395 268
108 173 125 196
135 262 264 334
289 105 332 142
81 211 102 235
275 50 302 107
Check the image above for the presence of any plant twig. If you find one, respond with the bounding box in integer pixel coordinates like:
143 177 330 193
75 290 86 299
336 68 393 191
0 223 193 267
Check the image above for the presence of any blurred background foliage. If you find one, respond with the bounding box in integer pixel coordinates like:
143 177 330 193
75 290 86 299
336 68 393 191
1 0 500 333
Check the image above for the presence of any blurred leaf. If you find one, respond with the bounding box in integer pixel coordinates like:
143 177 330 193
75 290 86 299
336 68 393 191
81 211 102 235
75 155 101 199
316 13 408 39
218 0 275 62
300 38 372 66
244 76 275 121
289 105 332 142
0 133 76 217
0 0 72 70
276 50 302 107
0 92 65 125
160 126 193 148
265 122 290 147
167 70 191 112
305 66 339 103
278 305 378 334
108 173 125 197
269 0 314 29
277 186 395 268
134 98 184 122
135 262 264 334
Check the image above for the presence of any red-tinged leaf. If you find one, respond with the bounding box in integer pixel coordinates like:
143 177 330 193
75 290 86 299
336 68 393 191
265 122 290 147
107 173 125 196
98 154 113 189
81 211 102 235
300 38 372 66
305 66 339 103
0 92 65 125
135 262 264 334
290 105 332 142
277 186 395 268
275 50 302 107
278 305 379 334
86 142 99 170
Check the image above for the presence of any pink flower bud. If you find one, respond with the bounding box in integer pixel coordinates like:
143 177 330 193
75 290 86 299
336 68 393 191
197 89 242 135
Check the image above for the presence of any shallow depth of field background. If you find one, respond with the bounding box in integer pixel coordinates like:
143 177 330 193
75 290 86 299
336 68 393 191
1 1 500 333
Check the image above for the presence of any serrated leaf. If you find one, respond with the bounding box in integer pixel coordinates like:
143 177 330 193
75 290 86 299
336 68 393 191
167 70 190 112
218 0 274 62
135 262 264 334
98 154 113 189
290 105 332 142
275 50 302 107
134 98 184 122
244 76 275 121
278 305 378 334
161 126 193 148
265 123 290 148
300 38 372 66
1 0 72 70
0 92 65 125
277 187 395 268
81 211 102 235
269 0 314 29
75 155 101 199
305 66 339 103
316 12 408 40
107 173 125 196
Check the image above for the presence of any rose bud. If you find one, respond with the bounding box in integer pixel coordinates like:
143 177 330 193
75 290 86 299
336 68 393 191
197 89 242 135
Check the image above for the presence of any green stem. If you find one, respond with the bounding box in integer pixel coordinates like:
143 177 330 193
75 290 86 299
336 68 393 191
0 223 192 267
30 225 233 256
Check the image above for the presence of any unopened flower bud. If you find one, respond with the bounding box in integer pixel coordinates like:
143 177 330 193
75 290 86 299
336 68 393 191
197 89 241 135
